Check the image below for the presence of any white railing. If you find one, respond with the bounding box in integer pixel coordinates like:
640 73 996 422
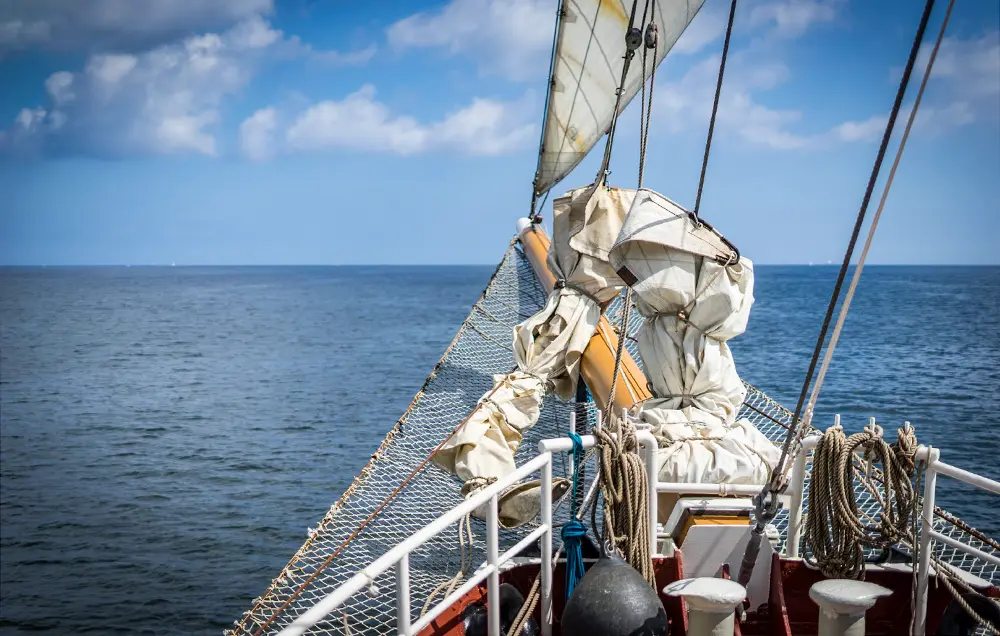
913 445 1000 635
781 430 1000 636
277 426 658 636
279 413 998 636
276 451 553 636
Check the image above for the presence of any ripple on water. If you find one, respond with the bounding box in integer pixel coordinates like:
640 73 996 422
1 264 998 634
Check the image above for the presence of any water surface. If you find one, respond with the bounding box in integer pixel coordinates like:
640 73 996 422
1 264 997 634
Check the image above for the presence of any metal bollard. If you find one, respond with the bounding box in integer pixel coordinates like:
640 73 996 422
809 579 892 636
663 577 746 636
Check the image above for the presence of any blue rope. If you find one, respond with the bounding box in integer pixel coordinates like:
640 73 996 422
562 519 587 599
563 431 587 600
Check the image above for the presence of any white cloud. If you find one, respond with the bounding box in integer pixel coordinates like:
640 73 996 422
834 31 1000 142
673 9 726 55
748 0 839 38
832 101 978 144
831 115 885 143
387 0 554 82
919 31 1000 98
44 71 74 104
286 85 535 157
0 0 273 53
0 19 50 48
1 16 376 158
656 53 813 149
240 108 278 160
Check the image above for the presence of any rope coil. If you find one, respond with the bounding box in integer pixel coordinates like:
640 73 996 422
595 413 655 586
803 421 917 580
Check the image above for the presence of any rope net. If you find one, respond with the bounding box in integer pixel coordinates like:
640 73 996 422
229 239 998 636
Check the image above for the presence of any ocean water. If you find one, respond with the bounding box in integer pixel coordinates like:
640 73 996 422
1 263 998 634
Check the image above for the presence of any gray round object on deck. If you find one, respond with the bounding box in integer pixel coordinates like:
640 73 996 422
560 553 667 636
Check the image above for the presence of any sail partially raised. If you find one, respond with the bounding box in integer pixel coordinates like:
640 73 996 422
534 0 706 197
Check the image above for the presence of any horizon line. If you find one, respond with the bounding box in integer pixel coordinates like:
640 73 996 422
2 262 999 268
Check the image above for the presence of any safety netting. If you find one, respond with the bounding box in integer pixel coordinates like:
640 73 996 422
229 238 998 636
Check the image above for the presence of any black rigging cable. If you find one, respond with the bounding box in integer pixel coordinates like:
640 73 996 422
776 0 938 483
692 0 737 223
738 0 940 587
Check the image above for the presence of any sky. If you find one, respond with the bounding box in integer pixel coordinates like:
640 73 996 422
0 0 997 266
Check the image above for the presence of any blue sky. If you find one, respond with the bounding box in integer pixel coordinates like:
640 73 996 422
1 0 997 265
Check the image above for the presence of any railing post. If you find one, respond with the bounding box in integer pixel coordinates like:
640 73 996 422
540 454 553 636
914 446 938 636
568 411 576 476
396 554 411 635
487 494 500 636
635 429 659 557
787 434 818 558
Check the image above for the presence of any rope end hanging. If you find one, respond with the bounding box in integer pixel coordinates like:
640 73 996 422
563 431 588 600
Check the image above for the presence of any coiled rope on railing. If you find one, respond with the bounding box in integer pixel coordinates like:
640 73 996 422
804 421 917 580
594 413 655 587
803 421 1000 635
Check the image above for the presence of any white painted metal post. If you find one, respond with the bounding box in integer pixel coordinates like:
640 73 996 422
810 579 892 636
540 454 553 636
487 494 501 636
914 446 939 636
396 554 411 635
635 429 659 557
568 411 576 477
787 434 819 558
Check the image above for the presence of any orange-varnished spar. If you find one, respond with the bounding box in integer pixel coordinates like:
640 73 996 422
517 223 651 413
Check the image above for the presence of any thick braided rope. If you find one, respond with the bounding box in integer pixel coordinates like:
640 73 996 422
804 422 916 580
803 423 1000 633
594 414 655 586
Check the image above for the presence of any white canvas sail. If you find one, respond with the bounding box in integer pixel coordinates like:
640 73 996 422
609 189 781 485
533 0 706 197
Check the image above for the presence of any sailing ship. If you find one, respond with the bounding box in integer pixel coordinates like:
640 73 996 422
228 0 999 634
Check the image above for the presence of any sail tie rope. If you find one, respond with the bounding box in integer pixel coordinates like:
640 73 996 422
419 510 475 617
740 0 941 588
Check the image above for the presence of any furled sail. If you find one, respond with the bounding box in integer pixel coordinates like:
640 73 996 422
433 185 634 526
533 0 707 198
609 189 780 484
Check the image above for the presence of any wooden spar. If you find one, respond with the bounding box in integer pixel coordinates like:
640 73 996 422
518 224 651 413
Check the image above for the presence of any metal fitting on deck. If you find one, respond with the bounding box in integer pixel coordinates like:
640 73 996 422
809 579 891 636
663 577 746 636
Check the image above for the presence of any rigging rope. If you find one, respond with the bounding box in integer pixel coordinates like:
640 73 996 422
738 0 941 590
562 431 588 600
595 412 655 586
803 422 917 580
802 421 1000 635
419 511 474 617
797 0 956 448
692 0 737 223
594 0 643 185
767 0 938 501
637 0 658 188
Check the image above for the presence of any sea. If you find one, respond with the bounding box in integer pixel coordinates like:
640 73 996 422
1 264 998 634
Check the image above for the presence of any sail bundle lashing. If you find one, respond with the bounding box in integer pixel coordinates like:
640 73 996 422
609 190 780 486
432 185 635 527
